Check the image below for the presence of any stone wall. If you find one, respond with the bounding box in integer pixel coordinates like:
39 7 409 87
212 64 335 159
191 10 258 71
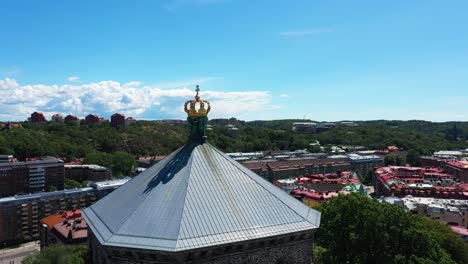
89 230 315 264
198 239 313 264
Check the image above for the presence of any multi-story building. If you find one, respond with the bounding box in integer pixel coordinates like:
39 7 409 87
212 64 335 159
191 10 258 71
0 155 15 163
125 117 136 126
87 177 130 199
40 209 88 248
316 122 336 133
401 196 468 229
374 166 468 199
348 154 384 173
292 122 317 133
339 121 359 127
0 157 64 197
0 177 129 246
64 164 110 182
85 114 100 125
0 188 96 245
30 112 47 123
443 161 468 183
241 157 351 181
64 114 80 124
111 113 125 128
226 124 240 138
420 156 450 167
0 166 28 197
51 114 63 122
1 122 22 130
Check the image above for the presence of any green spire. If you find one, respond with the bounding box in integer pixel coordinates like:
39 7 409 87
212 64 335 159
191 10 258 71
184 85 211 142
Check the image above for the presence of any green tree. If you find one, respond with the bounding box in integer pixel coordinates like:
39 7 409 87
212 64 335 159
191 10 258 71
315 194 466 264
355 169 364 183
363 169 374 185
384 154 405 166
23 244 88 264
406 150 422 167
84 152 113 169
65 178 83 189
111 151 136 177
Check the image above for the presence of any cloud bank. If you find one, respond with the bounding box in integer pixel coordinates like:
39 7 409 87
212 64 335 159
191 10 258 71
0 78 271 121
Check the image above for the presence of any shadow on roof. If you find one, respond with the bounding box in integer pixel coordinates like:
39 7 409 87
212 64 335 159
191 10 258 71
143 143 196 194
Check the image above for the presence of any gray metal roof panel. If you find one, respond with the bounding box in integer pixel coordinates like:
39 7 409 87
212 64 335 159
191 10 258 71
83 142 320 252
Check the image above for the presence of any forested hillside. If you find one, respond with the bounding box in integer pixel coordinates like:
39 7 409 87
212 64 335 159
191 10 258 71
1 120 467 163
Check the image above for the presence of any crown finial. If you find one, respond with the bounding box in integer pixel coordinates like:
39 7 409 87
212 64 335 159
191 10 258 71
195 85 200 100
185 85 210 142
184 85 211 117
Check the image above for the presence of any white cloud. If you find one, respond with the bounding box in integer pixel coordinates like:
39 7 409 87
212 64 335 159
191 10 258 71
0 78 20 89
279 93 288 98
68 76 81 83
0 78 272 121
279 28 332 36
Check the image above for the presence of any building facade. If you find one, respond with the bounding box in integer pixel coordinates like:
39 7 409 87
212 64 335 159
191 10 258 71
443 161 468 183
65 165 110 182
0 178 128 246
348 154 383 174
51 114 64 122
292 122 317 134
111 113 125 128
64 114 80 124
0 157 65 197
85 114 101 125
31 112 47 123
125 117 136 126
40 209 88 248
0 188 96 245
241 157 351 182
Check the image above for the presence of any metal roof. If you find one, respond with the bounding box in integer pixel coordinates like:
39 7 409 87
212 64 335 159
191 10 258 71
83 142 320 252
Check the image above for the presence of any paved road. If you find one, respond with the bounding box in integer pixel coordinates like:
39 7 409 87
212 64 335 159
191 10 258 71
0 242 40 264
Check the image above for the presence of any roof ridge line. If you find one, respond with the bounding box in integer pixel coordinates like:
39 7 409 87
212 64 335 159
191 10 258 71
174 144 197 249
207 143 315 222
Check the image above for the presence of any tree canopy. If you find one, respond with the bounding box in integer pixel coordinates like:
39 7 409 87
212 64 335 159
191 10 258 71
23 244 88 264
314 194 468 264
0 120 467 177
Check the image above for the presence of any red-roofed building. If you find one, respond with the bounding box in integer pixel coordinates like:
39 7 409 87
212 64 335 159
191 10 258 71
111 113 125 128
292 188 348 207
125 117 136 126
40 209 88 248
31 112 47 123
85 114 100 125
387 145 400 152
51 114 63 122
444 161 468 183
64 114 80 124
374 166 468 199
1 122 23 130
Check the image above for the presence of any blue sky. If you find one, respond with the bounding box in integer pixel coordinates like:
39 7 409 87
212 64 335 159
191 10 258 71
1 0 467 121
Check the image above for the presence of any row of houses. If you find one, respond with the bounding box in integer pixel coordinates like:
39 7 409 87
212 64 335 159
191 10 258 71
239 154 383 182
373 166 468 200
31 112 136 127
381 196 468 240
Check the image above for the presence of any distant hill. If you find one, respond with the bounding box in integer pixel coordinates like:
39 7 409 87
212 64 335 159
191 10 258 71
1 119 467 164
